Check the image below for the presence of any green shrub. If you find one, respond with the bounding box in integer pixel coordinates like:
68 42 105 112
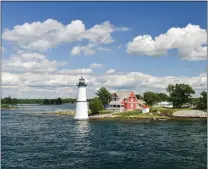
89 97 103 115
2 104 10 108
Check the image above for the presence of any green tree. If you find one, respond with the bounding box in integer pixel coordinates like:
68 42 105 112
96 87 112 106
49 99 55 104
158 93 169 101
167 84 195 108
190 98 199 107
197 91 207 110
143 91 161 106
4 95 12 104
89 97 103 114
11 98 18 105
55 97 62 105
136 94 143 100
43 99 49 105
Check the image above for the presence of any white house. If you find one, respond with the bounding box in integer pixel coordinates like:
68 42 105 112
154 101 173 108
142 105 150 113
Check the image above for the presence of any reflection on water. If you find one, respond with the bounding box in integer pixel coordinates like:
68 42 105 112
74 120 90 138
1 105 207 169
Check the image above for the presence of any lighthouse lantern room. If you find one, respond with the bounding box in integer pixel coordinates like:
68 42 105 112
74 77 89 120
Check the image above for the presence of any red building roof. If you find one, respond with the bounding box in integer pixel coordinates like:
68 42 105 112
142 105 149 108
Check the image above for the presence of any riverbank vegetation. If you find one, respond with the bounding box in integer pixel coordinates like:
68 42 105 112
89 84 207 116
1 96 77 105
1 104 18 110
89 97 103 114
114 111 170 119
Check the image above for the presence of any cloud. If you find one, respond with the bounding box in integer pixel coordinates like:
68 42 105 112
71 43 112 56
57 68 93 75
71 44 95 56
3 50 69 73
97 46 112 52
106 69 116 74
2 71 206 98
83 21 114 44
127 24 207 61
89 63 104 69
3 50 58 73
3 19 129 53
115 27 130 32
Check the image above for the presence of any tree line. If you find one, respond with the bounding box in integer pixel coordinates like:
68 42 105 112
2 83 207 112
1 96 77 105
89 84 207 114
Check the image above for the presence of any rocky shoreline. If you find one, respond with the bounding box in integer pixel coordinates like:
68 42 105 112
172 110 207 118
45 109 207 120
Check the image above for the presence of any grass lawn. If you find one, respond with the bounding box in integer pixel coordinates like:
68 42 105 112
115 110 170 119
151 107 192 112
150 107 193 116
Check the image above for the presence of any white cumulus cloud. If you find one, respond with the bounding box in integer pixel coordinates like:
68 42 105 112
3 19 129 53
90 63 104 69
106 69 116 74
71 44 95 56
57 68 93 75
127 24 207 61
3 50 68 73
2 71 206 98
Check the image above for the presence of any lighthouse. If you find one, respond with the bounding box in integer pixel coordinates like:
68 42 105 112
74 77 89 120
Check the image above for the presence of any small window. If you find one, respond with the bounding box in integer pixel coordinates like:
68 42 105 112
131 97 133 102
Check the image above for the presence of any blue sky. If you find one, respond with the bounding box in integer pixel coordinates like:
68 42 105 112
1 2 207 98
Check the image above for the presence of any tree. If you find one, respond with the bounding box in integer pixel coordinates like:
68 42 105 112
55 97 62 105
136 94 143 100
96 87 112 106
11 98 18 105
158 93 169 101
197 91 207 110
49 99 55 105
43 99 49 105
89 97 103 114
143 91 161 106
4 95 12 104
167 84 195 108
190 98 199 107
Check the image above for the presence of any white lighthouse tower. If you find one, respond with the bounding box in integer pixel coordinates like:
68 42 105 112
74 77 89 120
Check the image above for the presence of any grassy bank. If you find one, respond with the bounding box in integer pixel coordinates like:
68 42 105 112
150 107 193 116
44 108 206 120
1 104 18 110
89 108 206 120
53 110 75 115
112 110 170 119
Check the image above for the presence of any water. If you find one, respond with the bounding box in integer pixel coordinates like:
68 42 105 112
2 105 207 169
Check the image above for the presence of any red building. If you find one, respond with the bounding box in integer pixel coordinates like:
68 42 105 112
108 91 145 112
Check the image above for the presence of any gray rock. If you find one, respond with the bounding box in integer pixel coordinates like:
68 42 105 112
173 110 207 118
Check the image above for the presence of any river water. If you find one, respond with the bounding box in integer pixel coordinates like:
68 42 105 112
1 104 207 169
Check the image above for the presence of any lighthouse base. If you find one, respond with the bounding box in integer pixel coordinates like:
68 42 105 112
74 102 89 120
74 117 89 120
